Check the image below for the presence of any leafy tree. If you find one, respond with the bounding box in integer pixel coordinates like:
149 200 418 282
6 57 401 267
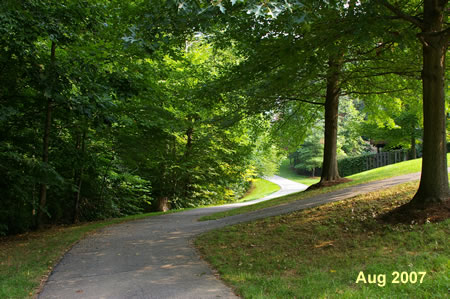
361 90 423 159
202 0 413 189
0 0 115 229
293 126 324 177
338 98 371 156
0 0 195 232
291 98 368 176
113 38 272 210
374 0 449 206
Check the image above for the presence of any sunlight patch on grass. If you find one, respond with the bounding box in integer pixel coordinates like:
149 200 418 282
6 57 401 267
236 178 280 203
199 178 280 221
277 159 320 186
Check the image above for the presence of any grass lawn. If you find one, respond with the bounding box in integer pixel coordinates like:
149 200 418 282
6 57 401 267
277 159 320 186
196 182 450 298
200 154 450 221
236 178 280 203
0 209 188 299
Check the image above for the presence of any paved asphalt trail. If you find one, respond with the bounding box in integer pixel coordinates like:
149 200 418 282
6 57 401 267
40 173 421 299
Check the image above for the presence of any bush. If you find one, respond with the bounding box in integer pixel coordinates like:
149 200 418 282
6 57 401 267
337 155 368 177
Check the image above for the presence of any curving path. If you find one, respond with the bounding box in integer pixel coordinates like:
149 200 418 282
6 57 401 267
39 176 306 299
39 173 422 298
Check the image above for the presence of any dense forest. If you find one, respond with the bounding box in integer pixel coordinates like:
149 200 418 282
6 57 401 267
1 0 448 235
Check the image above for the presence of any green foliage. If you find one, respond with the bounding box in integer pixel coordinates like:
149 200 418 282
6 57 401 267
293 125 324 175
337 155 370 177
338 98 371 156
291 99 370 175
249 118 285 176
0 0 121 233
113 41 267 208
359 80 423 151
0 1 279 234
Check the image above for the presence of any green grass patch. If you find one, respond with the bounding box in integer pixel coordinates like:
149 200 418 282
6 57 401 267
0 209 188 299
235 178 280 203
196 182 450 298
200 154 450 221
277 159 320 186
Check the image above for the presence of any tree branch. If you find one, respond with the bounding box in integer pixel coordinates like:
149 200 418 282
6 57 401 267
418 26 450 45
350 41 395 57
380 0 424 30
272 105 320 136
343 70 420 81
276 97 325 106
342 88 410 96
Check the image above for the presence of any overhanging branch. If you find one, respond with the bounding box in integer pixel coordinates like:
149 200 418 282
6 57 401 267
342 88 410 96
277 97 325 106
342 70 421 82
380 0 424 30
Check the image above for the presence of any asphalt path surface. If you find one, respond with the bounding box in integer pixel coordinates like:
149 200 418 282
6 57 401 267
39 173 423 298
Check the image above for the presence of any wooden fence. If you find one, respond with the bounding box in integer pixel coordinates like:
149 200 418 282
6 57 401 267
289 149 409 177
365 149 408 170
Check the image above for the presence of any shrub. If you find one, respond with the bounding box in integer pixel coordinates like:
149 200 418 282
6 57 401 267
338 155 368 177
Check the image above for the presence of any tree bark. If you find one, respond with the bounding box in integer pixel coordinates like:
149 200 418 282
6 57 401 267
73 130 86 224
410 135 416 160
37 41 56 228
183 126 193 198
319 57 343 183
411 0 449 206
37 99 52 228
186 127 193 151
155 196 170 212
99 157 113 203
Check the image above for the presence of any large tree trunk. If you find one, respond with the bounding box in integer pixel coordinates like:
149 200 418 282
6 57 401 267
411 0 449 206
37 41 56 228
319 57 343 183
155 196 170 212
307 56 346 190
